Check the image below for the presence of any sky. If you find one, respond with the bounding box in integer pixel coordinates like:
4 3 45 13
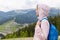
0 0 60 12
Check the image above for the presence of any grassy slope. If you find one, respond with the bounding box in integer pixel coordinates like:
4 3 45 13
2 37 60 40
0 19 18 33
0 20 13 32
2 37 33 40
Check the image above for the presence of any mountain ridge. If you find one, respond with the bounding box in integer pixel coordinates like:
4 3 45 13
0 8 60 24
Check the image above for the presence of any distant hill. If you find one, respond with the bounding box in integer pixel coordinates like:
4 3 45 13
0 11 12 24
15 8 60 24
15 9 37 24
0 10 22 25
49 8 59 17
0 8 60 24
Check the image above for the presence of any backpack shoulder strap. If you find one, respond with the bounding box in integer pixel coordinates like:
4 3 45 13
40 18 51 25
39 17 50 28
40 18 48 22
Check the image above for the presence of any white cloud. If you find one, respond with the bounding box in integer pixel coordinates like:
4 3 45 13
0 0 60 12
0 0 27 11
26 0 60 8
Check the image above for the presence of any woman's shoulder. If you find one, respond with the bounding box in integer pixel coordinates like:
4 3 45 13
41 19 49 24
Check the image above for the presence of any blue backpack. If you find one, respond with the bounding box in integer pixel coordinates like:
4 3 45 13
40 18 58 40
48 23 58 40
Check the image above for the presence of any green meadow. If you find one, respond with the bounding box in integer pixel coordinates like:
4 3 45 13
0 19 19 33
1 37 60 40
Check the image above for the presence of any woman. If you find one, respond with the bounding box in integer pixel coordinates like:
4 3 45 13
33 4 50 40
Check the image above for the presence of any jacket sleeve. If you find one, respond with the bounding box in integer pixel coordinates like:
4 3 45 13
41 19 50 39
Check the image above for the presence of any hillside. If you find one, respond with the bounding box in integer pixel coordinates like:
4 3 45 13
0 19 21 35
2 37 60 40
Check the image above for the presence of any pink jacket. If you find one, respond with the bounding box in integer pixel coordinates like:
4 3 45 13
33 4 50 40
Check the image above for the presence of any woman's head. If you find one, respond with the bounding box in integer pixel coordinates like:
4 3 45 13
36 4 50 20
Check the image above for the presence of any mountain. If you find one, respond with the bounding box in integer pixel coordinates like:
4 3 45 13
0 11 11 25
0 10 30 25
0 8 60 24
0 11 18 25
15 9 37 24
49 8 60 17
15 8 60 24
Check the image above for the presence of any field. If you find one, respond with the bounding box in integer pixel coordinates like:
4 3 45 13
1 37 60 40
0 19 21 35
2 37 33 40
